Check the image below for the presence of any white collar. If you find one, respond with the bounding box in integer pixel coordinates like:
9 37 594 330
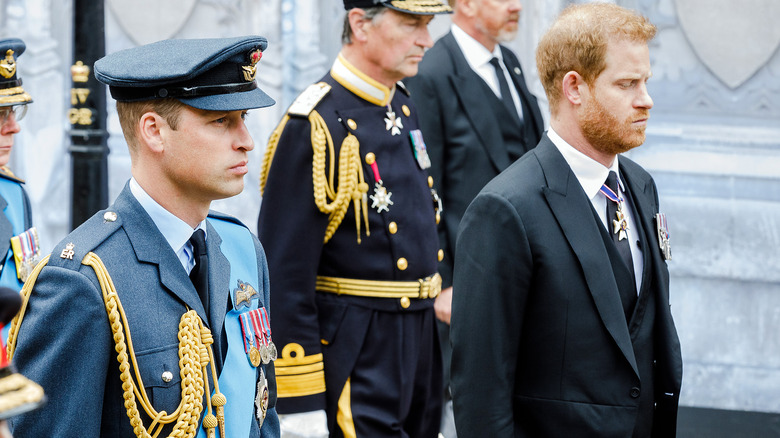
451 23 503 70
547 127 622 199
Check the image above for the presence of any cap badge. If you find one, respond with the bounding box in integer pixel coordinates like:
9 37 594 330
242 49 262 82
0 50 16 79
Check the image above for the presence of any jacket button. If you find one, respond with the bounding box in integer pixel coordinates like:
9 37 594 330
388 222 398 234
162 371 173 383
428 176 434 188
438 249 444 262
630 387 640 398
400 297 411 308
396 257 408 270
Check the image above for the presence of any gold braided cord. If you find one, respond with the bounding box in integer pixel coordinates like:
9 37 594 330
259 114 290 195
6 254 50 360
9 252 225 438
309 110 369 244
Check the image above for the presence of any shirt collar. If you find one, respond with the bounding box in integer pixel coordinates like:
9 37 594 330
547 127 622 199
128 177 206 255
451 23 503 70
331 53 395 107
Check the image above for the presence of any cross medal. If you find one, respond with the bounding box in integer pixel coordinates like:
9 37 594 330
613 204 629 241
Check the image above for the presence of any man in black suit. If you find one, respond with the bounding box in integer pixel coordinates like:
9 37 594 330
450 3 682 437
404 3 543 433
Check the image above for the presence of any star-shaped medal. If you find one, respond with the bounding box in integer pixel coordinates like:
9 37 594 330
384 110 403 136
612 207 629 240
370 182 393 213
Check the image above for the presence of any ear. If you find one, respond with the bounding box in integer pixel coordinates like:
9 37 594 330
137 111 166 154
562 71 587 106
348 8 370 43
458 0 476 17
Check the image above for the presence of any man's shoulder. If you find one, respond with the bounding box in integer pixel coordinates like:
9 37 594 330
46 208 126 270
417 37 455 76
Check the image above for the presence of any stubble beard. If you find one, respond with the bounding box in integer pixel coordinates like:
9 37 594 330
580 95 647 156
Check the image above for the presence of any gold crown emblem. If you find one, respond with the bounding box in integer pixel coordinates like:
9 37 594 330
0 50 16 79
241 49 262 82
71 61 90 83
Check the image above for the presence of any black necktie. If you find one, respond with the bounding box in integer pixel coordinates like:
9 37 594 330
189 229 209 311
603 171 637 312
489 57 522 126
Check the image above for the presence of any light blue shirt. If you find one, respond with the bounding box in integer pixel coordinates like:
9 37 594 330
128 178 206 274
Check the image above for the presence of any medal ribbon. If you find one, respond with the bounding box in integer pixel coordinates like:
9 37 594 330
250 309 267 347
259 308 272 345
599 183 623 205
238 313 254 354
369 161 381 184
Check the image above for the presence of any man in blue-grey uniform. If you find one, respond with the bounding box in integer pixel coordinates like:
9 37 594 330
258 1 451 437
0 39 41 339
8 36 280 438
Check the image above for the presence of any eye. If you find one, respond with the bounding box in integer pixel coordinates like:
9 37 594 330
241 111 249 121
214 116 228 124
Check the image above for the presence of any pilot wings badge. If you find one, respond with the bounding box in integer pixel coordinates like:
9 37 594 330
233 280 259 310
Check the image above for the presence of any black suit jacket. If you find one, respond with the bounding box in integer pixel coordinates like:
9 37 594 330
406 32 544 287
450 137 682 437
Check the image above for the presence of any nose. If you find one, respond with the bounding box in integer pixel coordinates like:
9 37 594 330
235 118 255 152
0 114 21 135
636 83 653 110
417 25 434 49
509 0 522 12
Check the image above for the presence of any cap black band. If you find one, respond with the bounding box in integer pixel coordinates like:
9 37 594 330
109 81 258 102
0 78 22 90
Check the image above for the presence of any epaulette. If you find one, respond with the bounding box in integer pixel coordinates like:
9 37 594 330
0 166 25 184
47 209 123 270
396 80 410 97
287 82 331 117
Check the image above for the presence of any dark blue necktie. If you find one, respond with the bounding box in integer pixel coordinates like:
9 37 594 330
189 229 209 311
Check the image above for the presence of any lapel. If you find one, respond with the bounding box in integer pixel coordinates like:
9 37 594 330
205 219 231 339
619 162 656 297
442 33 512 172
500 46 544 139
114 186 208 324
0 195 12 262
537 138 638 376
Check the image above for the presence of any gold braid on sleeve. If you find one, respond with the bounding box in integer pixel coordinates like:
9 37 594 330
8 253 226 438
309 110 369 244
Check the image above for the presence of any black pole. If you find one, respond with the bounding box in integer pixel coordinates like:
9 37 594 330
68 0 109 230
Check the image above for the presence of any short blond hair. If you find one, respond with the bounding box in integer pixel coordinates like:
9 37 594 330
536 3 656 113
116 99 186 153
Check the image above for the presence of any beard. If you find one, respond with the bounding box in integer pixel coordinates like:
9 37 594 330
580 94 648 156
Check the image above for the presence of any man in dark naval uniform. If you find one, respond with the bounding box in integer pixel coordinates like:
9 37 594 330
450 3 682 437
258 1 451 436
0 39 41 336
9 37 280 438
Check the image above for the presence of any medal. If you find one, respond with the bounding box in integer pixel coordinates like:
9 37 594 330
260 345 271 365
249 346 262 367
655 213 672 260
367 157 393 213
256 368 269 427
269 342 278 361
600 182 629 240
384 107 403 136
409 129 431 169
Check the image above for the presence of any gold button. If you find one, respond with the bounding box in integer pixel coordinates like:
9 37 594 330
347 119 357 130
402 105 411 117
161 371 173 383
397 257 408 271
438 249 444 262
365 152 376 165
388 222 398 234
400 297 411 308
428 176 434 188
436 212 441 225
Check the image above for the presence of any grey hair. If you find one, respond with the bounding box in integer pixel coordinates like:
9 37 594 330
342 7 386 44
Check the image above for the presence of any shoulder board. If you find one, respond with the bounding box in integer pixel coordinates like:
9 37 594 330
207 210 248 229
287 82 332 117
47 209 123 270
396 81 410 97
0 166 24 184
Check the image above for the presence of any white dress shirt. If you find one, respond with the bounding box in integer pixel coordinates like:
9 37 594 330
450 23 524 120
547 128 643 294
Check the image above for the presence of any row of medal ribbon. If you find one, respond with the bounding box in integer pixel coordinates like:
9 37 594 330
239 307 277 367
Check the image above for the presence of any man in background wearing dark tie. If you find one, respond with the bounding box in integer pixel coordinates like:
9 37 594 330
450 3 682 437
404 1 543 435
